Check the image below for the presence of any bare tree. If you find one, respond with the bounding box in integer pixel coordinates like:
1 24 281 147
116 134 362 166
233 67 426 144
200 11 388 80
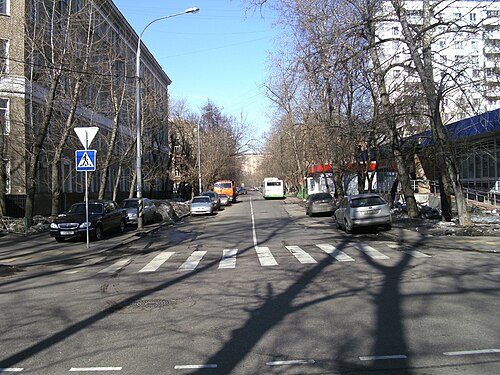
50 2 95 217
388 0 473 225
24 0 75 227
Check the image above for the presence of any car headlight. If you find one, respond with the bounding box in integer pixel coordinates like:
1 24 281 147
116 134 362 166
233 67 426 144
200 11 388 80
79 222 90 229
50 223 58 229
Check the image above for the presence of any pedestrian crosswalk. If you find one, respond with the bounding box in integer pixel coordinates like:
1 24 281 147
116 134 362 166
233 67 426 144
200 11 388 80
61 241 432 275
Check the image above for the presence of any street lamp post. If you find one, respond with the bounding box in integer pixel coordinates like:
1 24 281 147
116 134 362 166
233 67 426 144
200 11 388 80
135 7 199 230
197 116 202 194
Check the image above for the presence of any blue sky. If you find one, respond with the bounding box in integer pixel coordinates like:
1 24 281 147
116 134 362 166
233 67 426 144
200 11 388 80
113 0 279 137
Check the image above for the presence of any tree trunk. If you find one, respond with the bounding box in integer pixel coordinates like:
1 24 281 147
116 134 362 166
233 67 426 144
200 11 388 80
438 170 453 221
25 70 61 227
51 78 83 217
333 170 344 199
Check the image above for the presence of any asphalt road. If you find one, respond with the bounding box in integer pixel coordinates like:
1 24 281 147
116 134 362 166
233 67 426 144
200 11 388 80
0 192 499 374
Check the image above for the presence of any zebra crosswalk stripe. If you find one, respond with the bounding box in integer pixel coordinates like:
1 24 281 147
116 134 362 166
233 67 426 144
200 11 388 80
255 246 278 266
219 249 238 269
285 245 317 264
64 256 105 274
355 243 390 259
98 258 131 274
139 251 175 272
316 244 355 262
179 251 207 271
386 243 432 258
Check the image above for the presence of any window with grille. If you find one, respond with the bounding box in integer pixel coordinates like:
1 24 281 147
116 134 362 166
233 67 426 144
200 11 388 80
0 98 8 135
0 39 7 74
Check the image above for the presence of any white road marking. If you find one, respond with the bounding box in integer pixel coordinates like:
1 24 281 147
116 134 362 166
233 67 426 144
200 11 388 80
0 369 24 372
178 251 206 271
64 257 106 274
219 249 238 269
355 243 390 259
138 251 175 272
266 359 316 366
316 244 355 262
405 249 432 258
69 368 122 372
255 246 278 266
359 355 407 361
97 259 131 274
250 197 259 248
174 364 217 369
250 197 278 266
444 349 500 356
386 243 432 258
286 246 317 264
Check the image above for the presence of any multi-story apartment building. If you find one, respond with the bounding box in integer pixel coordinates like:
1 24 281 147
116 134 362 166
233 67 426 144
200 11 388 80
377 0 500 124
0 0 171 216
237 153 264 188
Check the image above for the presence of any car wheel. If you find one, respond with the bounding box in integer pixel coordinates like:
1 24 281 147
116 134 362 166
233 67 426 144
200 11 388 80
92 225 103 241
306 209 309 216
385 223 392 231
344 219 352 234
55 237 65 243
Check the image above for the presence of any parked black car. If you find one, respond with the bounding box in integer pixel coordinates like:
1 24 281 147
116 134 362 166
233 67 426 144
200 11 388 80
50 200 127 242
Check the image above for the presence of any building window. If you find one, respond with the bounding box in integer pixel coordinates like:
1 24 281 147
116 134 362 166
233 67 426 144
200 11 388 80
392 26 399 36
0 98 9 135
0 0 9 15
0 39 8 74
470 13 476 22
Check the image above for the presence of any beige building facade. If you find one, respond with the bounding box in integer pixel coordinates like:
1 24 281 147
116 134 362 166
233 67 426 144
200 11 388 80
1 0 171 216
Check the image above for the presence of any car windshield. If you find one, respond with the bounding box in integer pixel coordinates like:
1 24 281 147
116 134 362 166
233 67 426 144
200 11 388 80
220 194 228 198
215 183 232 189
121 200 138 209
68 203 103 214
192 197 210 203
351 196 385 208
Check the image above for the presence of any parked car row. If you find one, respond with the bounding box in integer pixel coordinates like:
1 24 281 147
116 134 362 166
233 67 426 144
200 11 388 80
190 191 233 216
50 197 159 242
305 192 392 233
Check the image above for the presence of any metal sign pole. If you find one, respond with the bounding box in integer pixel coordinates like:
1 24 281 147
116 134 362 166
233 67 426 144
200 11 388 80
85 135 89 249
74 127 99 249
85 170 89 249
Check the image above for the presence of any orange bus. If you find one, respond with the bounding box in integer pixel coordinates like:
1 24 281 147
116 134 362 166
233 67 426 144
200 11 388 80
214 180 236 202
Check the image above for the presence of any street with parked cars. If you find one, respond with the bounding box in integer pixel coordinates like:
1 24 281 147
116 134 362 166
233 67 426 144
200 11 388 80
2 189 499 374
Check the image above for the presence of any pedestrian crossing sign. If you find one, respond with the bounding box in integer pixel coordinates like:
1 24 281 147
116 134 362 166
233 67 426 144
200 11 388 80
75 150 96 171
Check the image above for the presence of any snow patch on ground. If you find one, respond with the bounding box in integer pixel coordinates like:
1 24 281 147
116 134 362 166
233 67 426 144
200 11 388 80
1 200 192 235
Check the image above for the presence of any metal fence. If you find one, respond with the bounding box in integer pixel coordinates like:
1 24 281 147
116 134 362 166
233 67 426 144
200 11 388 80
409 180 499 207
